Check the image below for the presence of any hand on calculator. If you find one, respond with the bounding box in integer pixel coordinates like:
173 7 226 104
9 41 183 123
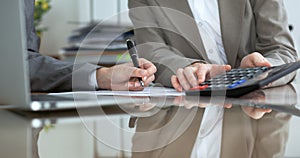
240 52 272 68
173 52 299 97
171 63 231 92
171 52 271 92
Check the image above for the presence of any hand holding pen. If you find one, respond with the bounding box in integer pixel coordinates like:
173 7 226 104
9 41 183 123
127 39 145 87
96 57 156 91
96 40 157 91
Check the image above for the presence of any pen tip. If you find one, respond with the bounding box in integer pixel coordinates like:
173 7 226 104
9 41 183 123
140 81 145 87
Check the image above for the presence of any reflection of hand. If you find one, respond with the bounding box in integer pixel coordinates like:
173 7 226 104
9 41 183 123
134 102 156 112
171 63 231 92
240 90 272 119
173 96 206 109
241 106 272 119
96 58 157 90
173 96 232 109
119 96 156 112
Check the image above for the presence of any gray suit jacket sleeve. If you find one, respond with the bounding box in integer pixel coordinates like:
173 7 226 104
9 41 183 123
25 0 99 92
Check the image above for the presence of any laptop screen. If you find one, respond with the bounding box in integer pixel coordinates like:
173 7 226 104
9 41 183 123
0 0 30 106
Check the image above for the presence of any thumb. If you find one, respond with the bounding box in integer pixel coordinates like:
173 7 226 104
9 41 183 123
256 58 272 67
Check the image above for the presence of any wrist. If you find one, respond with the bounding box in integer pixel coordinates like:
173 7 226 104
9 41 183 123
96 67 111 90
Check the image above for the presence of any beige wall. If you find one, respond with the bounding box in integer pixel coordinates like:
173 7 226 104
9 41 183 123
40 1 299 57
39 0 130 56
39 0 80 56
284 0 300 55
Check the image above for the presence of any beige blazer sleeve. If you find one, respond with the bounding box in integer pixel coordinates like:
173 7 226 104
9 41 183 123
251 0 298 86
128 0 207 87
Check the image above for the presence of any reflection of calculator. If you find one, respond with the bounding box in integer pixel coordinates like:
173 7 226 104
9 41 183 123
185 61 300 97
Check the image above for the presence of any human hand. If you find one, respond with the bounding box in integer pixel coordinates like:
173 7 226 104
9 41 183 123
171 63 231 92
241 52 273 87
240 52 272 68
240 90 272 119
96 58 156 90
241 106 272 120
173 96 232 109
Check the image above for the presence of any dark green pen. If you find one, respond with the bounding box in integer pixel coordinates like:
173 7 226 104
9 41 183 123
126 39 145 87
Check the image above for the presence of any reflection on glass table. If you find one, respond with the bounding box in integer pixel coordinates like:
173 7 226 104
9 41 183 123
0 106 293 158
121 83 299 118
2 83 300 158
132 106 291 158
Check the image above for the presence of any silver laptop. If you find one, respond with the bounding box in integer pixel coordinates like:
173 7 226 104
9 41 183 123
0 0 30 108
0 0 147 111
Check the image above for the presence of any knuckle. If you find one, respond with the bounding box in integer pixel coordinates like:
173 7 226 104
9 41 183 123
184 66 190 71
199 64 207 70
171 76 176 82
153 66 157 71
151 75 155 81
177 68 183 74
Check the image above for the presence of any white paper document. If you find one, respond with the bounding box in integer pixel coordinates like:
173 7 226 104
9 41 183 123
96 87 185 97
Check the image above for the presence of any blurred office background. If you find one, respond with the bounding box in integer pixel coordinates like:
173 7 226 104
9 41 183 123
38 0 300 57
39 0 130 57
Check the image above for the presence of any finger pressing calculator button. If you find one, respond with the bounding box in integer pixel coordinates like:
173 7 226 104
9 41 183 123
190 85 209 90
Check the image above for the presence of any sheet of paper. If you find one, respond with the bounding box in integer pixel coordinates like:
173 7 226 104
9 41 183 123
95 87 185 96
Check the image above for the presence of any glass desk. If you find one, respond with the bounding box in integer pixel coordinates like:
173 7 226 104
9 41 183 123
1 83 300 158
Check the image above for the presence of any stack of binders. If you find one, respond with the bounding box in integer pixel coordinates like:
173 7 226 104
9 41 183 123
59 22 133 66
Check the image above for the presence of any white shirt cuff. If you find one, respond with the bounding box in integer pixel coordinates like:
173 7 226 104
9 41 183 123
89 70 98 89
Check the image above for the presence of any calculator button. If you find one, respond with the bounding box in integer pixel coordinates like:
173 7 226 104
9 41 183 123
200 82 211 86
247 74 254 78
223 77 229 81
210 85 226 90
261 67 269 71
254 70 260 73
237 79 247 84
222 81 231 84
228 83 238 89
190 85 209 90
